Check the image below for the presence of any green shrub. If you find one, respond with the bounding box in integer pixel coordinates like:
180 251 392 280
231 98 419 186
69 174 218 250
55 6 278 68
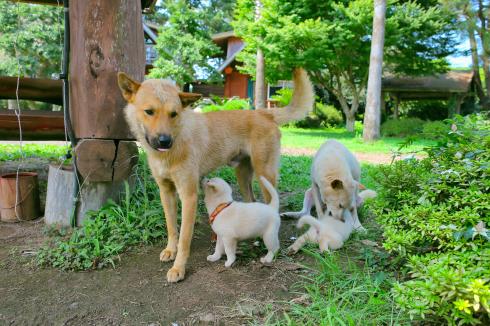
270 87 293 107
316 102 343 127
422 120 449 140
381 118 425 137
200 97 250 113
368 114 490 324
37 157 166 270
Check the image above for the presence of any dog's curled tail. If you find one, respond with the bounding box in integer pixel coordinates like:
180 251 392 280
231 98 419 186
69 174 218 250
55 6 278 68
359 189 377 201
259 176 279 211
272 68 315 125
297 215 322 233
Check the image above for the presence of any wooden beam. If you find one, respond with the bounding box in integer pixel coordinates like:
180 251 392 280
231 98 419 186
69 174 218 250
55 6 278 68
0 109 65 140
10 0 157 10
69 0 145 139
0 76 62 105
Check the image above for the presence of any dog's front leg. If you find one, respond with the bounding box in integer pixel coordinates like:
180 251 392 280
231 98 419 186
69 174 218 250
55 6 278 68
351 206 366 232
312 183 325 218
167 179 198 283
158 180 178 262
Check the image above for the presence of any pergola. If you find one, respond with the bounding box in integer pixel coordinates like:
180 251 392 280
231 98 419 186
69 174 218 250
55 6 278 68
381 71 475 118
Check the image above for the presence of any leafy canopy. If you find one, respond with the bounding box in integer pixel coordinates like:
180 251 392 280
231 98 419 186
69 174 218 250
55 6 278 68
0 1 63 78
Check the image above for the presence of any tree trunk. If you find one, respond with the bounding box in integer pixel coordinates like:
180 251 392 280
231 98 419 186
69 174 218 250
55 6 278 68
468 25 485 101
363 0 386 141
346 113 356 132
254 0 266 109
255 48 266 109
476 0 490 96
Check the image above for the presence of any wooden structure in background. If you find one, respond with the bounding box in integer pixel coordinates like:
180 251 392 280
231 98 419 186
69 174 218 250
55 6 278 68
0 77 62 105
382 71 475 117
2 0 153 225
0 110 64 140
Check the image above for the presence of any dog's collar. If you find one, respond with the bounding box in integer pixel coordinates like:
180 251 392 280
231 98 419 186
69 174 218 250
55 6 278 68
209 201 233 225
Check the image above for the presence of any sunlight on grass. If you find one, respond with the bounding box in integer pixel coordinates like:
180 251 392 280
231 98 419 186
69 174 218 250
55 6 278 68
0 143 69 161
281 126 435 154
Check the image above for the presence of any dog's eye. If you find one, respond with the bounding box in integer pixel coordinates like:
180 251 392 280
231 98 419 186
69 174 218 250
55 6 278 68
170 111 178 118
144 109 154 116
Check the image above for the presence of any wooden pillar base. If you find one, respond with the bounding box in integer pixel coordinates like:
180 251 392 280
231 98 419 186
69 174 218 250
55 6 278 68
45 140 138 227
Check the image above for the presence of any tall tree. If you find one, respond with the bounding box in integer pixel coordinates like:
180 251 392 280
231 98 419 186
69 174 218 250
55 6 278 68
363 0 386 141
148 0 235 87
234 0 458 131
0 2 63 78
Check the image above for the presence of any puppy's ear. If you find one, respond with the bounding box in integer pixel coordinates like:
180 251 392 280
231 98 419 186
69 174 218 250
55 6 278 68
331 179 343 190
118 72 141 103
206 181 217 191
179 92 202 107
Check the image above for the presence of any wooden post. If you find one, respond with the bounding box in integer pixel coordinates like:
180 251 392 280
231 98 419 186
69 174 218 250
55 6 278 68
68 0 144 223
393 94 400 119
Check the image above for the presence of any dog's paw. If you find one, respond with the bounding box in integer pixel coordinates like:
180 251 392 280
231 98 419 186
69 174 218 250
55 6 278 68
260 257 273 265
207 254 221 262
287 246 298 255
167 265 185 283
224 259 235 268
160 248 177 262
355 226 367 233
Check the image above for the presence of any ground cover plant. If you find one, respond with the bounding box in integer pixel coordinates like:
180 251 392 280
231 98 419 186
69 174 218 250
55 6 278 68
368 114 490 324
0 143 69 162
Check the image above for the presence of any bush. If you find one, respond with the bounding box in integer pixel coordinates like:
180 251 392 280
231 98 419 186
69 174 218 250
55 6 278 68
368 114 490 324
316 102 343 127
421 120 449 140
200 97 250 113
270 87 293 107
381 117 425 137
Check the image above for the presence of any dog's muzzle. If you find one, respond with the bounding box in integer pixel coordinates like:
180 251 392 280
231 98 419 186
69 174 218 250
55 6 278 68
147 134 173 152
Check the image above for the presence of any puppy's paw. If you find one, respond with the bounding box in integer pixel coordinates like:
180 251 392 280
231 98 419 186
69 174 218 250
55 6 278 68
355 226 367 233
167 265 185 283
160 248 177 262
287 246 298 255
207 254 221 262
260 256 273 265
224 259 235 268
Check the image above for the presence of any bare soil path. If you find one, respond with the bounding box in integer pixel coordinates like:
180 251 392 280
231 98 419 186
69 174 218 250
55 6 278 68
0 217 310 325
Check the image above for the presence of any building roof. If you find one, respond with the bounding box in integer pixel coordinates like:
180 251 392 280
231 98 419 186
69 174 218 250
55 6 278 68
382 71 474 100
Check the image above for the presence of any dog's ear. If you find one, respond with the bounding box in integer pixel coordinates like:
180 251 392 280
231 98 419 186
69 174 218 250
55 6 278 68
179 92 202 107
117 72 141 103
331 179 344 190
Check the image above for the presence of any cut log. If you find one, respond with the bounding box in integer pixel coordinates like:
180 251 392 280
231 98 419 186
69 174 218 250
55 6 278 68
113 141 139 181
0 77 62 105
74 139 116 182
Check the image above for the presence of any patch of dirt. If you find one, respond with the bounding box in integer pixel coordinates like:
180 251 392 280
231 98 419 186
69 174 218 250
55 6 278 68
0 216 312 325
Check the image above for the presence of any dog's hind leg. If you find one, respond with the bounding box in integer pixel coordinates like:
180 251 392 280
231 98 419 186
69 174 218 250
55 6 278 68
350 206 366 232
288 229 315 254
223 237 237 267
158 180 179 262
251 138 280 204
281 188 313 218
235 157 255 202
261 222 280 264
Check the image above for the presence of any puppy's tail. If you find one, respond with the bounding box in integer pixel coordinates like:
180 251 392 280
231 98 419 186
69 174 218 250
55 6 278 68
359 189 377 201
259 176 279 211
271 68 315 125
298 215 321 233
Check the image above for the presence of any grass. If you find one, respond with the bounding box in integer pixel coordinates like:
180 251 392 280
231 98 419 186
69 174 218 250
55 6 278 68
281 126 435 154
0 143 70 161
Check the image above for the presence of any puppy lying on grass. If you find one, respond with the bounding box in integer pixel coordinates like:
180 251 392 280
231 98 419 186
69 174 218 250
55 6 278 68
288 209 355 254
202 176 280 267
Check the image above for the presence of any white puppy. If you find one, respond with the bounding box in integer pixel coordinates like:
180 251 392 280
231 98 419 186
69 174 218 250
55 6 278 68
202 176 280 267
283 140 376 231
288 209 355 254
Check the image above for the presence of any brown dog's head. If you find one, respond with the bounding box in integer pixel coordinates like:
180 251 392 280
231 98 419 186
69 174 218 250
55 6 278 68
117 72 201 152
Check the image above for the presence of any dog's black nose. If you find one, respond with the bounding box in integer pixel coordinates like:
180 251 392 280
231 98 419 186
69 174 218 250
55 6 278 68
157 134 172 149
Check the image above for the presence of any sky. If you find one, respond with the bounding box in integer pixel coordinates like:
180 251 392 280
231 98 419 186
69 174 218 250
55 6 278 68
447 39 472 68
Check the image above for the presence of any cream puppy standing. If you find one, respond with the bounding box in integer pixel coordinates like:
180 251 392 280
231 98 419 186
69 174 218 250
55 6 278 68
203 176 280 267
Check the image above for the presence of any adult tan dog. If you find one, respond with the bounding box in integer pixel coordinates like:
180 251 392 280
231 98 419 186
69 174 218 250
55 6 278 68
117 69 314 282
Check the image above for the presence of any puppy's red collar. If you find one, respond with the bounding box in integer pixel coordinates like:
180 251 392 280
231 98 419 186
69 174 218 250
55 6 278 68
209 201 233 225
